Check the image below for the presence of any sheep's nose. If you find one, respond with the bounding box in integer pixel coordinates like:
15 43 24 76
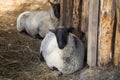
58 42 65 49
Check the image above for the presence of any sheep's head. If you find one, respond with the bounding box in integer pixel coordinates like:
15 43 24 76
50 27 74 49
50 2 60 19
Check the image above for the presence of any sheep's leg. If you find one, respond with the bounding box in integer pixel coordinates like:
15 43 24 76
51 66 62 77
35 34 43 39
39 52 45 62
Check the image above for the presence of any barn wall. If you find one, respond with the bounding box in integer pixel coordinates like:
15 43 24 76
72 0 119 67
98 0 115 66
87 0 99 67
114 0 120 66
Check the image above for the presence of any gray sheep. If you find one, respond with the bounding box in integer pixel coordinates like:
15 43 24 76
40 27 85 75
17 2 60 39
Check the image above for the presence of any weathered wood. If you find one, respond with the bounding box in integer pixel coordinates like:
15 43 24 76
60 0 73 27
72 0 80 37
81 0 89 34
87 0 99 67
114 0 120 66
72 0 81 37
81 0 89 48
98 0 115 66
60 0 66 26
73 0 81 29
72 0 89 37
72 0 89 44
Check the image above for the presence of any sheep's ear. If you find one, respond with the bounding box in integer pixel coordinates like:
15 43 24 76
67 27 74 32
50 2 54 7
49 29 56 34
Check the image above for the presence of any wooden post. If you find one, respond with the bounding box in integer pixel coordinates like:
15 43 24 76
72 0 81 37
114 0 120 66
60 0 73 27
81 0 89 48
81 0 89 34
73 0 81 29
98 0 115 66
87 0 99 67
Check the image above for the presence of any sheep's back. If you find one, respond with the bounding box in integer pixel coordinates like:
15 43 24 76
26 11 58 37
17 11 30 32
61 33 85 74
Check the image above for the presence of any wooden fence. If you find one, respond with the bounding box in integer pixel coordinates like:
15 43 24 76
60 0 120 67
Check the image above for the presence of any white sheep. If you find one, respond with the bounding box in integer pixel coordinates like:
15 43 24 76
17 2 60 39
40 27 85 75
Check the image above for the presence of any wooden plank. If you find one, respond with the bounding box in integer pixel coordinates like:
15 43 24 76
72 0 89 35
114 0 120 66
81 0 89 47
72 0 89 37
87 0 99 67
81 0 89 34
60 0 66 26
98 0 115 66
72 0 81 37
66 0 73 27
73 0 81 29
60 0 73 27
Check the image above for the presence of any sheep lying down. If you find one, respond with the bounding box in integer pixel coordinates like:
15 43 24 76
40 28 85 74
17 2 60 39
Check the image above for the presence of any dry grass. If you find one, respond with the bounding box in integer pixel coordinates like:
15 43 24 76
0 1 57 79
0 30 51 80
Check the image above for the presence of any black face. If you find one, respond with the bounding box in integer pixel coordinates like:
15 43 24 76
50 2 60 19
50 27 74 49
56 28 68 49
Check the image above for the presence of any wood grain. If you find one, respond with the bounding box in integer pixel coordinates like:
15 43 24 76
98 0 115 66
87 0 99 67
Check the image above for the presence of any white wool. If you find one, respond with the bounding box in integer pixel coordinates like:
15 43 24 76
40 32 85 74
40 32 64 71
17 11 30 32
17 7 59 38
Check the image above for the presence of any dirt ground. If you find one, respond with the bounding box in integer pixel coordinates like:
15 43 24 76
0 0 120 80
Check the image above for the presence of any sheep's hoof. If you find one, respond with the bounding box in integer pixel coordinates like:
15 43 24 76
51 66 59 71
51 66 62 77
35 34 43 39
52 70 62 78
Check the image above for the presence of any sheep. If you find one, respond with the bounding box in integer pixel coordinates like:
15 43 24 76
40 26 85 75
17 2 60 39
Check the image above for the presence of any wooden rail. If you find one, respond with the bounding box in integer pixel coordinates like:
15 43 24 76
87 0 99 67
114 0 120 66
60 0 73 27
